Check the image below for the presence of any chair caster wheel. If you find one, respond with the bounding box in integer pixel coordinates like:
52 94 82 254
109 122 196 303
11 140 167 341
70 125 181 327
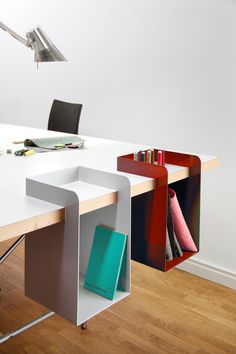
81 322 87 329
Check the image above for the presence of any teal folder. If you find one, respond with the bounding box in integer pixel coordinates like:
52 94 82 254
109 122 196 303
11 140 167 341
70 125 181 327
84 226 127 300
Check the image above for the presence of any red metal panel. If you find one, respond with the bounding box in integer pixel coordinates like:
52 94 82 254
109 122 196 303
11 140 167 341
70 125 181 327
117 149 201 272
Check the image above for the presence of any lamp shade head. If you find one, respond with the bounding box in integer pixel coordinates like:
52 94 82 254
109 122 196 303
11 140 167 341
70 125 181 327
26 26 67 62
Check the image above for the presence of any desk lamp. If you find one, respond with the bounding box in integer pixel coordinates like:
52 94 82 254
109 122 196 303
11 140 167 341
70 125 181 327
0 20 67 64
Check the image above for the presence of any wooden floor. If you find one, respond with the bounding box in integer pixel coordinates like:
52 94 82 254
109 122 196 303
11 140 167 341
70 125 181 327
0 239 235 354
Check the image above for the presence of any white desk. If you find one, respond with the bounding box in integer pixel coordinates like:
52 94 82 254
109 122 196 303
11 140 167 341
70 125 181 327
0 123 219 243
0 123 220 338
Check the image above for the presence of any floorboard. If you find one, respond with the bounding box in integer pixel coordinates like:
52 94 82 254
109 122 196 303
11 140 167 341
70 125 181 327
0 239 235 354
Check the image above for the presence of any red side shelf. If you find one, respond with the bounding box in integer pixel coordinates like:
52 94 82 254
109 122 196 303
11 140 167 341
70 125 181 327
165 251 197 271
117 149 201 272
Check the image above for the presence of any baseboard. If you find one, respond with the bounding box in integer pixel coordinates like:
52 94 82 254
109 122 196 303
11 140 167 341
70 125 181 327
176 259 236 290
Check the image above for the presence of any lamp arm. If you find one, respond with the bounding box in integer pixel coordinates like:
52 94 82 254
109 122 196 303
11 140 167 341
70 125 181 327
0 20 29 47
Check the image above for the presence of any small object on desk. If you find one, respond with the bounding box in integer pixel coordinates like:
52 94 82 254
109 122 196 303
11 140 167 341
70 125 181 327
67 144 80 149
54 143 65 148
24 149 35 157
15 149 28 156
6 149 12 154
141 151 146 162
138 150 142 161
24 136 84 150
147 150 152 164
133 151 138 161
150 149 154 163
12 140 24 144
157 150 165 166
157 150 162 165
162 150 165 165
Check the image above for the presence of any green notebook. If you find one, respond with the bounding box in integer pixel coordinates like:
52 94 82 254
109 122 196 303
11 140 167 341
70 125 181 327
84 226 127 300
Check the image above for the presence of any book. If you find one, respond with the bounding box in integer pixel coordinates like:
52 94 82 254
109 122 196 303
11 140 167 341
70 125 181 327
174 232 183 257
167 194 177 257
167 194 183 258
169 188 197 252
166 228 174 261
84 225 127 300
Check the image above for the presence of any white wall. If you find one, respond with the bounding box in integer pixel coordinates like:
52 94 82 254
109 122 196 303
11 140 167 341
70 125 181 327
1 0 235 287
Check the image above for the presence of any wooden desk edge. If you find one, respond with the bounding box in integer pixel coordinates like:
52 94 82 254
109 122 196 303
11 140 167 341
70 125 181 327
0 157 220 242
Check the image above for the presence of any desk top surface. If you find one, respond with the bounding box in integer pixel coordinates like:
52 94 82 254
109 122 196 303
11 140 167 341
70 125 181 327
0 124 219 241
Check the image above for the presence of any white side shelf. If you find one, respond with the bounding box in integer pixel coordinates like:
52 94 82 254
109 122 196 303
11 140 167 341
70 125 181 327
60 181 116 201
78 273 129 324
25 166 131 325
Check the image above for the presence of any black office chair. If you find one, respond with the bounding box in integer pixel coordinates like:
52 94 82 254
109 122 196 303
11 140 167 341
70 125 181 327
48 99 83 134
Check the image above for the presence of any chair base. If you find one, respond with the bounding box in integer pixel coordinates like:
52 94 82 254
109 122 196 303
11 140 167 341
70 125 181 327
0 234 88 342
0 311 54 344
0 234 25 264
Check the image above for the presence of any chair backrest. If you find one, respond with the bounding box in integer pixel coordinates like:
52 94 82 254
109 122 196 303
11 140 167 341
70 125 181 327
48 99 83 134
